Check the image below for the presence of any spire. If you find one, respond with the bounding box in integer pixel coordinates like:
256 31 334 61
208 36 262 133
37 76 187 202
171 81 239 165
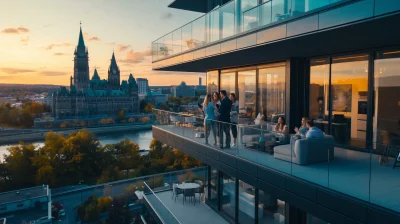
110 51 117 67
128 73 137 87
77 21 85 48
92 68 100 80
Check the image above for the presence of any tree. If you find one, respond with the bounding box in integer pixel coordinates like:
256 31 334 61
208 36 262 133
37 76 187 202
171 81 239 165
107 195 132 224
97 197 112 213
144 104 154 113
139 100 148 112
118 109 125 122
84 203 99 221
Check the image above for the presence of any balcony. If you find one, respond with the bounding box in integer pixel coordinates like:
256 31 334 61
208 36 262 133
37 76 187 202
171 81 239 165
152 109 400 215
152 0 400 70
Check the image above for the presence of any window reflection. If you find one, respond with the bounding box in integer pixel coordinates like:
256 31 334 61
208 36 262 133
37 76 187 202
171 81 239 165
258 189 286 223
309 60 330 134
258 64 286 125
207 71 219 94
374 54 400 150
221 173 236 220
238 180 256 223
208 167 219 209
331 55 368 147
238 70 257 124
220 72 236 97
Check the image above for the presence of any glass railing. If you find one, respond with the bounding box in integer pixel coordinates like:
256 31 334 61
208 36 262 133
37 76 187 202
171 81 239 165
152 0 345 62
153 0 400 64
51 167 207 223
152 109 400 213
143 182 181 224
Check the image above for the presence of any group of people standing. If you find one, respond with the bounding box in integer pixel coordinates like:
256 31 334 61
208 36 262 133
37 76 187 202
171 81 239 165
202 90 238 149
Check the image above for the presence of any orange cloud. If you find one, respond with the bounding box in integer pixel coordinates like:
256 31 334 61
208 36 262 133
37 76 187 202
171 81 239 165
20 36 30 45
120 49 151 64
44 43 72 50
1 26 29 34
40 71 67 76
0 68 35 74
88 36 100 41
53 53 65 56
117 44 131 52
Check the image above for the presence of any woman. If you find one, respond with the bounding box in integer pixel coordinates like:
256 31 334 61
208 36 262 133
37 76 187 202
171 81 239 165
275 116 288 134
212 92 221 145
203 94 217 145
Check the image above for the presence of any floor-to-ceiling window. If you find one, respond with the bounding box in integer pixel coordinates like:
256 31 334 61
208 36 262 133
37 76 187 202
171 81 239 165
220 70 236 98
258 63 286 125
238 69 257 124
238 180 256 223
258 189 286 223
374 50 400 150
207 71 219 95
309 58 330 134
331 54 369 147
221 173 236 221
208 167 219 210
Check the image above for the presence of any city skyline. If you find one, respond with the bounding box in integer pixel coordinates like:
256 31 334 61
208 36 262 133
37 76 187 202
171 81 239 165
0 0 205 86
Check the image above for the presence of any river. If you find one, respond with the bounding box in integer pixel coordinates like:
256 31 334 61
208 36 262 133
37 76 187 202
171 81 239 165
0 129 153 162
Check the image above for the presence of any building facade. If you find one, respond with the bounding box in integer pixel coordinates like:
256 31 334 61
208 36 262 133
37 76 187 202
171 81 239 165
52 25 139 118
137 78 150 95
152 0 400 223
171 81 196 97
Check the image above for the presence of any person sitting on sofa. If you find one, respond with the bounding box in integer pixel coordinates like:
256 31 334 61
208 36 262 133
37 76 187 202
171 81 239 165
294 117 309 138
305 120 324 139
275 116 288 134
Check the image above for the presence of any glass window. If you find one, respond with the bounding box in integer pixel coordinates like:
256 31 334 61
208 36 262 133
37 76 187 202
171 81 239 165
374 51 400 149
307 213 330 224
221 173 236 221
331 55 368 147
207 71 219 95
220 72 236 98
258 189 286 223
258 64 286 124
208 167 219 209
238 180 255 223
238 70 257 124
309 59 330 134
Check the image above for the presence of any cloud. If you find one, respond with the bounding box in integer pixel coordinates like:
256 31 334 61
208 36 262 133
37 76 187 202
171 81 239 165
1 26 29 34
161 12 173 19
119 49 151 64
117 44 131 52
53 53 65 56
88 36 100 41
44 43 72 50
0 68 35 74
39 71 67 76
43 24 51 28
107 42 116 45
20 36 29 45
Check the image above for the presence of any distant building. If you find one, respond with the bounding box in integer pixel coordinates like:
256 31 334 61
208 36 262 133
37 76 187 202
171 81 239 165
0 185 51 223
171 81 195 97
137 78 150 95
52 24 139 118
150 91 169 105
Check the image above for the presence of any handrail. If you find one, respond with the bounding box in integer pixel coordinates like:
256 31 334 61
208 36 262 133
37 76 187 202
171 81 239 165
52 166 207 197
143 182 182 224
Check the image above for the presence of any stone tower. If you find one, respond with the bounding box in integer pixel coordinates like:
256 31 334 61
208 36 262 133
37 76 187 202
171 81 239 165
73 23 89 90
108 51 120 89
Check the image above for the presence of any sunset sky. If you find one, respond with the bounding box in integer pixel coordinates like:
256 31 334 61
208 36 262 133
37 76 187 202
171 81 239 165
0 0 204 86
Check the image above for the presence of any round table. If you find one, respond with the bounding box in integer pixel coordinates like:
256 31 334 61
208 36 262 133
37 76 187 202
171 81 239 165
177 182 200 190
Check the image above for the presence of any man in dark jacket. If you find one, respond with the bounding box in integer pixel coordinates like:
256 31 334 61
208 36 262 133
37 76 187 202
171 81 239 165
219 90 232 148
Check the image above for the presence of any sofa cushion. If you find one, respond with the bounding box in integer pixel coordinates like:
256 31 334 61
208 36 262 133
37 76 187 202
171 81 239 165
274 144 292 156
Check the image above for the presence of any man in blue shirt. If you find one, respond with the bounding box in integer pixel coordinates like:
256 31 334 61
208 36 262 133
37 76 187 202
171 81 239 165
305 120 324 138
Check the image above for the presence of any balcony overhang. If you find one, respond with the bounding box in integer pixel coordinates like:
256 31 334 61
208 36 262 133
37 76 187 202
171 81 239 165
153 12 400 72
168 0 207 13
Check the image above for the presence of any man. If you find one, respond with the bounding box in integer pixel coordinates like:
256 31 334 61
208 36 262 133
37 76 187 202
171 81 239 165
229 93 239 147
294 117 309 138
218 90 232 148
305 120 324 139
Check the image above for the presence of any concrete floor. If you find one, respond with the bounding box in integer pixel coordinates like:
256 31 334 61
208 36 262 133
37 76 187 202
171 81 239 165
151 190 228 224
